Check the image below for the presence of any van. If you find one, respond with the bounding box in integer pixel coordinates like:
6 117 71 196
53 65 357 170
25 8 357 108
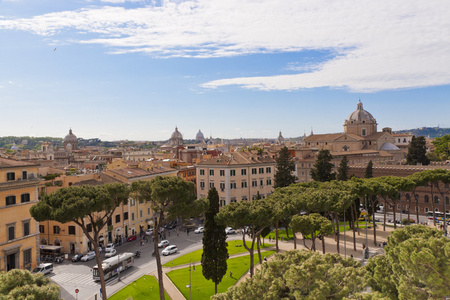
32 263 53 275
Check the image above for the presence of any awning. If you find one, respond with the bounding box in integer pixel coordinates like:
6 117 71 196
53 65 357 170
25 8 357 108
39 245 63 251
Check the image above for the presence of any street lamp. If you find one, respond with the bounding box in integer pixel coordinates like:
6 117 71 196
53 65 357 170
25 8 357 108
186 260 195 300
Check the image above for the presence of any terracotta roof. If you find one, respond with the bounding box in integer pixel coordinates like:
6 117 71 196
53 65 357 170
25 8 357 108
0 157 39 168
303 133 364 142
73 179 104 186
197 151 275 166
108 167 152 179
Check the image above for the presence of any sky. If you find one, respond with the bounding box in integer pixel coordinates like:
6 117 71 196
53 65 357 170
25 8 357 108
0 0 449 141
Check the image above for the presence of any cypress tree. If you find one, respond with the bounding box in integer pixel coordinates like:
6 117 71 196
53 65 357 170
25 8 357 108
201 187 228 294
406 136 430 165
365 160 373 178
337 156 349 181
310 149 335 182
274 146 297 188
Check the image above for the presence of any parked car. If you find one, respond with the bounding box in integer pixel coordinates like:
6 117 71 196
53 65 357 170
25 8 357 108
105 249 117 258
194 227 204 234
81 251 96 262
105 243 115 252
162 245 178 256
32 263 53 275
158 240 170 248
127 235 137 242
225 227 235 234
145 229 154 236
71 254 83 262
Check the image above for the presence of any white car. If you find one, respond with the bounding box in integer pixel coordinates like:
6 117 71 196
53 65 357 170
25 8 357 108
105 249 117 258
194 227 204 234
105 243 115 252
225 227 235 234
158 240 170 248
162 245 178 256
81 251 96 261
145 229 154 236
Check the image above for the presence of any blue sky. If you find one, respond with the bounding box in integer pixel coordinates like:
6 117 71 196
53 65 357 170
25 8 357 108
1 0 449 141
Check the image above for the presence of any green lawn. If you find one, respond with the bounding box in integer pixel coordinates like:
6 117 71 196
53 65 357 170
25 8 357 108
163 239 273 267
167 250 276 300
267 229 294 241
108 275 170 300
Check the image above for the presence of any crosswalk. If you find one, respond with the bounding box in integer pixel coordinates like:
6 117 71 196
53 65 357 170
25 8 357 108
50 273 118 287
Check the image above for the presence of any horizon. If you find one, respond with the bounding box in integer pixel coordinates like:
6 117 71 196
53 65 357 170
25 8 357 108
1 0 449 141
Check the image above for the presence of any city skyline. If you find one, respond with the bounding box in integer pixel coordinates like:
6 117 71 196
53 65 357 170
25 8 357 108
1 0 449 141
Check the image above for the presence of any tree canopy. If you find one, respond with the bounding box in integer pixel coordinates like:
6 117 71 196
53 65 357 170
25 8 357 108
336 156 349 181
0 269 60 300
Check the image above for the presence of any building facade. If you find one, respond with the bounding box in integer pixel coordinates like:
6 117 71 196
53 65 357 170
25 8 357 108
196 151 276 206
0 158 41 271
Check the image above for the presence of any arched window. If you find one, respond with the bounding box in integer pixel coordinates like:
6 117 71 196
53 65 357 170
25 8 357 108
435 196 439 204
362 128 366 136
424 195 429 203
406 193 411 201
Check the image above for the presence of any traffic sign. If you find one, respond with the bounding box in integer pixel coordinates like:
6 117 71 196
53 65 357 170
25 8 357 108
75 289 79 294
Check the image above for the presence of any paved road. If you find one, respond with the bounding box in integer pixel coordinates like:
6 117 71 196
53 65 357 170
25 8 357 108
50 229 241 300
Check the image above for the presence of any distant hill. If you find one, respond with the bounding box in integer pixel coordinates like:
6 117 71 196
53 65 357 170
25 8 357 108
395 127 450 138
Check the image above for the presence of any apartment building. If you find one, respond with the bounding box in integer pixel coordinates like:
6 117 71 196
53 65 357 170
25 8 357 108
0 158 41 271
196 151 276 206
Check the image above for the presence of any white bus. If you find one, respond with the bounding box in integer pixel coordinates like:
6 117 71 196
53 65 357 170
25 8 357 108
92 252 134 281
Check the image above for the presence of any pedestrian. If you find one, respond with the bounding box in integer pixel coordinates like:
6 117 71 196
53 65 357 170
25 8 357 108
230 271 233 278
362 243 365 249
281 236 284 242
350 254 353 258
168 231 170 237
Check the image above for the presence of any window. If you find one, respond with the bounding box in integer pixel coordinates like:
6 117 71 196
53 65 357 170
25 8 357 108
23 221 30 236
220 182 225 191
425 207 429 212
130 198 135 206
53 225 60 234
6 196 16 206
266 179 272 185
434 196 439 204
140 209 143 218
259 168 264 174
242 196 248 201
220 198 226 207
397 204 401 210
107 218 112 226
86 224 92 233
21 193 30 203
68 226 76 235
241 169 246 176
446 197 449 205
241 181 247 188
124 212 129 220
209 170 214 176
132 212 135 221
8 225 15 240
252 180 257 187
200 169 205 175
362 129 366 136
260 180 264 186
230 170 236 176
252 168 257 175
424 195 429 203
230 197 237 203
200 181 205 190
39 225 44 234
115 214 121 223
6 172 15 181
148 207 150 215
230 182 236 189
23 249 32 269
220 170 225 176
266 167 271 173
22 171 27 180
210 181 215 188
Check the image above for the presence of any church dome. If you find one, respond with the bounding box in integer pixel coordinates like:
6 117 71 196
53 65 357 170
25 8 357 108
64 129 78 144
170 127 183 146
346 100 376 122
196 129 205 141
380 142 400 151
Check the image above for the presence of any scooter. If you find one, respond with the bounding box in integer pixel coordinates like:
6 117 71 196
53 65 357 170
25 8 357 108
134 251 141 258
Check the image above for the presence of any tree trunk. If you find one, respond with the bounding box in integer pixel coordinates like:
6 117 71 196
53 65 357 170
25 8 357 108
383 198 387 231
311 232 316 252
371 198 377 246
293 232 297 250
414 191 420 225
392 201 397 229
242 228 256 278
354 203 360 236
256 236 262 265
335 213 340 254
91 234 107 300
351 203 357 251
215 283 217 295
285 221 290 239
275 221 279 253
156 214 165 300
321 234 326 254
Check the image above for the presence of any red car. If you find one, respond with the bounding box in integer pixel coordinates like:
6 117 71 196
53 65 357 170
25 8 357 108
127 235 137 242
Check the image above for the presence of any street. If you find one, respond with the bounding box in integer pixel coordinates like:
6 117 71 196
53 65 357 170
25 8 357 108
50 228 242 300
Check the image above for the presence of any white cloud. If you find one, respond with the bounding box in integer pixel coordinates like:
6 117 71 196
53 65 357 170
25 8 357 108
0 0 449 92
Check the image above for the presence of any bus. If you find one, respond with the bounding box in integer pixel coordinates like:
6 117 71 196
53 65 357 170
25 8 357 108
358 210 372 222
427 211 450 222
92 252 134 281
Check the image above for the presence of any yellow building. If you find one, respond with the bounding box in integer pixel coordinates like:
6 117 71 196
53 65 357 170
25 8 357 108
0 158 41 271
